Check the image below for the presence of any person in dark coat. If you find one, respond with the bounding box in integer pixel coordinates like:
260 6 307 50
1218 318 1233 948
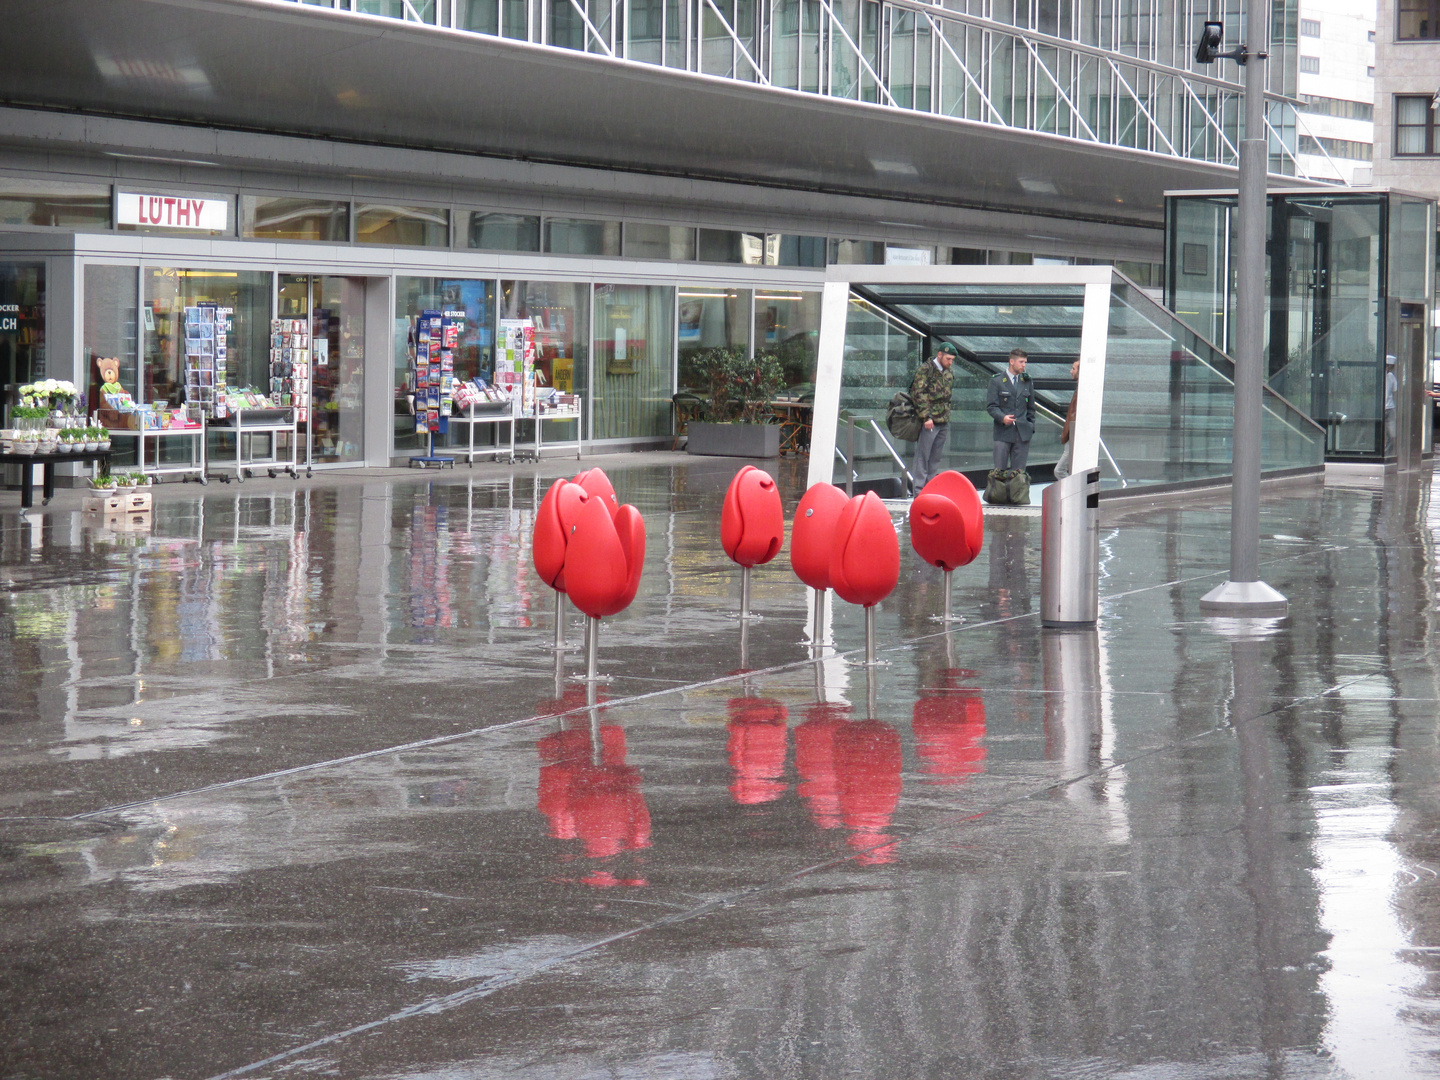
985 348 1036 471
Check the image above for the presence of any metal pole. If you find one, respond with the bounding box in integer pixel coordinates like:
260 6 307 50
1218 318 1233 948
585 615 599 683
741 565 751 621
1200 13 1287 618
943 568 953 623
865 605 876 665
844 417 854 495
553 590 565 653
812 587 826 654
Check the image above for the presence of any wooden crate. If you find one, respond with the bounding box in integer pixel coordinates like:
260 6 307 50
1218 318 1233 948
83 491 151 514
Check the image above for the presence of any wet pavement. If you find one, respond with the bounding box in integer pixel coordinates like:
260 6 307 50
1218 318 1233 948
3 454 1440 1078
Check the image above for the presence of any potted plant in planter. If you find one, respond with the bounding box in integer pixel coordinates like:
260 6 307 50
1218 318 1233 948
685 347 785 458
90 465 116 496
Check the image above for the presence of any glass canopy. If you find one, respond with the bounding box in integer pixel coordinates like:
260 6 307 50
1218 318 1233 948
808 267 1325 496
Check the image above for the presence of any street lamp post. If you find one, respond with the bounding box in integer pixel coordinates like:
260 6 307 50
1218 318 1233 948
1195 15 1289 618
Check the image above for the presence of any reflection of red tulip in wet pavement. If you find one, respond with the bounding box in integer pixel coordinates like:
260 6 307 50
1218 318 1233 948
913 671 987 785
537 725 651 887
794 702 850 828
726 697 790 805
829 491 901 662
721 466 785 620
790 483 849 641
909 470 984 623
833 719 903 864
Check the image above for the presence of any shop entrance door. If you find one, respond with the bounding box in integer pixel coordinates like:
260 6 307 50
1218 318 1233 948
278 275 366 465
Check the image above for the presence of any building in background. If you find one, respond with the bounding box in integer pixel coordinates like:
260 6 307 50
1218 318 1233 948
0 0 1330 468
1296 0 1377 185
1375 0 1440 196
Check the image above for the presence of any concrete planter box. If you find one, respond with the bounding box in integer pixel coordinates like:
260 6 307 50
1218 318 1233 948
685 422 780 458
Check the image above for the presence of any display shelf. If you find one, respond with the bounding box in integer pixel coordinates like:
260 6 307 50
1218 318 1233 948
448 404 516 465
208 407 301 483
106 424 208 484
523 396 583 461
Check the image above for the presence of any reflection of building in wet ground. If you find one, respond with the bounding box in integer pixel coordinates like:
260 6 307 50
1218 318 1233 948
6 459 1440 1076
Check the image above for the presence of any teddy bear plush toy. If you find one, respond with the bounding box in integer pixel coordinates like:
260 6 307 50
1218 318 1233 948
96 356 124 396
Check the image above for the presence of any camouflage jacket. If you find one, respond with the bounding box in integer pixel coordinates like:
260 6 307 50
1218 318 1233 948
910 359 955 425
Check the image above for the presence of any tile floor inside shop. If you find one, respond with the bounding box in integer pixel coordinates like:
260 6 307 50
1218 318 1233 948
4 453 1440 1080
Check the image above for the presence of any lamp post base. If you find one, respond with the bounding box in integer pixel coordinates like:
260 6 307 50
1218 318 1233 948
1199 579 1288 617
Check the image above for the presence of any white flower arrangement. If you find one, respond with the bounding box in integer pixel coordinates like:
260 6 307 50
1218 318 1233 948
18 379 79 406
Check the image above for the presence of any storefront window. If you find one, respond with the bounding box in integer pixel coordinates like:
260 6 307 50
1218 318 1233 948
755 289 820 389
395 277 497 452
242 197 349 241
0 263 45 399
0 181 110 229
466 213 540 252
499 280 590 432
356 204 449 247
593 284 674 440
677 287 750 390
83 265 137 413
143 268 271 407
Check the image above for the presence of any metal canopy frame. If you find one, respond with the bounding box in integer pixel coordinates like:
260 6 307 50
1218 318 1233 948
277 0 1314 180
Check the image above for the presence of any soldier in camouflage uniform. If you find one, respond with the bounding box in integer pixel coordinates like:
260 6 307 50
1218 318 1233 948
910 341 958 493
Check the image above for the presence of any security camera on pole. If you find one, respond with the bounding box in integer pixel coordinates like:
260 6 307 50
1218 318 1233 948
1194 16 1288 618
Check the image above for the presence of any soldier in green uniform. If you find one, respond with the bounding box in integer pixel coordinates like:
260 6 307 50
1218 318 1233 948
910 341 957 493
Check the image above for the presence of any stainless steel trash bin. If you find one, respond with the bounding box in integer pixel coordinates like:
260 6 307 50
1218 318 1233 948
1041 468 1100 627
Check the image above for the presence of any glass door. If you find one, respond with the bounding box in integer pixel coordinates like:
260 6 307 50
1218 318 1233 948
279 274 366 464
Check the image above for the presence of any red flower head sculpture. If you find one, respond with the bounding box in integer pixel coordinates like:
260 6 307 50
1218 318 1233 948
532 478 589 592
564 496 647 620
572 467 620 520
909 470 984 571
726 697 790 805
790 482 849 591
829 491 900 608
721 466 785 569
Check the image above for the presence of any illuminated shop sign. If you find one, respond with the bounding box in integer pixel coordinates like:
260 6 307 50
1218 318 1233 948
117 192 228 231
0 304 18 332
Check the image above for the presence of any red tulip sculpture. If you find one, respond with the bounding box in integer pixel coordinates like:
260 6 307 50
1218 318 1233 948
829 491 901 664
533 478 591 652
790 482 849 646
721 466 785 621
908 470 984 624
564 492 647 682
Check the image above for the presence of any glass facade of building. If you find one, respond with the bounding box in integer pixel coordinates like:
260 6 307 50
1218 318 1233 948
819 270 1324 494
280 0 1310 177
1167 190 1436 462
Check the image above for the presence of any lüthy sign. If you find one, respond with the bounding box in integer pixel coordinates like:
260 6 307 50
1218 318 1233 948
117 192 228 231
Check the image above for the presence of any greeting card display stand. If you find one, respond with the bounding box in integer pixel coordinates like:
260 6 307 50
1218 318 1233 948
409 308 458 470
